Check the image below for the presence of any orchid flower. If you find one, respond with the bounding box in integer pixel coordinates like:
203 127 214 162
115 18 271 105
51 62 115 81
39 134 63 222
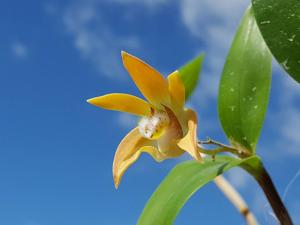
87 51 202 188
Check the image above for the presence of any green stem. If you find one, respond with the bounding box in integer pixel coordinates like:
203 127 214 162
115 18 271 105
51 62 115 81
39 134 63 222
198 139 251 158
199 138 294 224
198 147 234 155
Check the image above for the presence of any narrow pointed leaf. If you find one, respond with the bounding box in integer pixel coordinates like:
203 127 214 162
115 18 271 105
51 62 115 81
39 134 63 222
218 7 272 153
252 0 300 82
178 54 205 100
137 156 261 225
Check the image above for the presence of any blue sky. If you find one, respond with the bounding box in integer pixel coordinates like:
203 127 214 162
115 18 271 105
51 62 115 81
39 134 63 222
0 0 300 224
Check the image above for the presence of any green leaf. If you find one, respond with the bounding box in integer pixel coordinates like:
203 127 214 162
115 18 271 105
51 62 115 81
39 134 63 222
137 155 261 225
218 7 272 154
252 0 300 82
178 54 205 100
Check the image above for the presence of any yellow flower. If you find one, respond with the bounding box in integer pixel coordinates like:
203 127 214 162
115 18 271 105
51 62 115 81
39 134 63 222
87 51 202 188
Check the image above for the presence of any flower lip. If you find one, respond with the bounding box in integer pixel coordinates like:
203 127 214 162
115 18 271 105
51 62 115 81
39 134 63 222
138 108 170 140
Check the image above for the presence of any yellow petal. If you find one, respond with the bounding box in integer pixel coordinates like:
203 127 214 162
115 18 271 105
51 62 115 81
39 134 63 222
113 127 166 188
158 139 184 158
121 51 170 107
168 70 185 109
87 93 151 116
177 109 202 161
157 106 185 157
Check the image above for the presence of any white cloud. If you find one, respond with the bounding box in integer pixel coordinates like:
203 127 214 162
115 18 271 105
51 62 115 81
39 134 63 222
116 113 137 129
178 0 249 145
226 168 250 189
277 109 300 155
180 0 248 106
62 1 140 79
43 2 58 15
265 64 300 157
180 0 247 40
60 0 178 79
252 190 279 225
11 41 28 58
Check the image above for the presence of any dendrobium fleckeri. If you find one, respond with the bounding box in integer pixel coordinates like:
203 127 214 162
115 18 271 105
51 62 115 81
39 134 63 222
87 51 202 188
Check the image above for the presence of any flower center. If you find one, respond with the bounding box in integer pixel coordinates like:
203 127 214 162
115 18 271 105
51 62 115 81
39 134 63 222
138 109 170 139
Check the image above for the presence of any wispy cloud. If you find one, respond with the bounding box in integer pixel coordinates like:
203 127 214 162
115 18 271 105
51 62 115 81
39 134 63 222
178 0 249 144
275 108 300 155
59 0 180 79
11 41 28 59
264 64 300 157
251 190 279 225
62 1 141 79
180 0 248 103
180 0 247 41
116 113 137 129
225 168 250 189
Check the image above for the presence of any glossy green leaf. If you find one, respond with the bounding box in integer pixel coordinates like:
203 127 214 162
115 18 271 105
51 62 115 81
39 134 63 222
178 54 205 100
137 155 261 225
218 7 272 154
252 0 300 82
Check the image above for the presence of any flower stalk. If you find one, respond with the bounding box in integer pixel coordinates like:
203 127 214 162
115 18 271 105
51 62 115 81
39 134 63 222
199 139 294 225
198 138 293 225
198 138 251 158
198 138 259 225
214 175 259 225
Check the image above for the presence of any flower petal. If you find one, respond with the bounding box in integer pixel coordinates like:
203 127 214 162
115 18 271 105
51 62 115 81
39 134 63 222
157 106 185 157
113 127 166 188
87 93 151 116
121 51 170 107
177 109 202 161
168 70 185 109
158 139 184 158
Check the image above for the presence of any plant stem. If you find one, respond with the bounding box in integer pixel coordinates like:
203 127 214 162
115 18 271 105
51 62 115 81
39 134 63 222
199 138 294 224
198 146 237 156
243 163 294 225
198 139 251 158
255 167 294 225
197 142 259 224
214 175 259 225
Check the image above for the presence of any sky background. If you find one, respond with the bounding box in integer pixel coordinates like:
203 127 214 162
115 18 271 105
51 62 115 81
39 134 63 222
0 0 300 224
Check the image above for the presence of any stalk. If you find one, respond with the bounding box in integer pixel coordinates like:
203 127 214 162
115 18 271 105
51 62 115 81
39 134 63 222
199 139 294 224
214 175 259 225
244 164 294 225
